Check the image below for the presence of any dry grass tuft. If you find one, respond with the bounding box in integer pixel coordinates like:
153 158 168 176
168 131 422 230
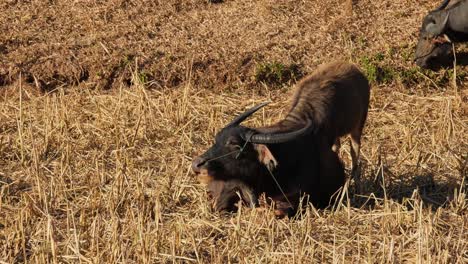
1 78 466 262
1 0 467 263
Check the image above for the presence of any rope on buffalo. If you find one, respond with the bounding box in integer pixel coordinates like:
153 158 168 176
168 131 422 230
414 35 452 61
452 42 458 92
265 166 294 210
414 44 440 61
202 150 241 164
244 132 294 210
202 134 251 163
201 132 294 210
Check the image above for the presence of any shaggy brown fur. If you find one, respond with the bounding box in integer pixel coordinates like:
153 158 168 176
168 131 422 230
259 61 371 175
195 61 369 216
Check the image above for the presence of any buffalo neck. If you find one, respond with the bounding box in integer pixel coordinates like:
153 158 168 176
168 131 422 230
259 136 320 196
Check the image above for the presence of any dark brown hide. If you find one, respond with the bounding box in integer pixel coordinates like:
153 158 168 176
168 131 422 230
192 61 370 216
258 61 370 172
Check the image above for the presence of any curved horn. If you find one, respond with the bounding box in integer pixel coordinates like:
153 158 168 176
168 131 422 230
434 0 450 11
245 120 314 144
226 101 270 127
425 14 449 36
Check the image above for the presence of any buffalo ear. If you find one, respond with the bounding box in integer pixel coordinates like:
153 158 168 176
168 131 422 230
254 144 278 171
425 13 449 36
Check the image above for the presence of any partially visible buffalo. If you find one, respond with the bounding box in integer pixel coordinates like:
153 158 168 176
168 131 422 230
415 0 468 68
206 179 257 212
192 61 370 217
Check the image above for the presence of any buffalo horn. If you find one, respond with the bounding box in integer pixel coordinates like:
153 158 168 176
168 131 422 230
226 101 270 127
434 0 450 11
247 120 314 144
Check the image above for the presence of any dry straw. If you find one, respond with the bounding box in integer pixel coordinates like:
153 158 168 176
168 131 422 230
1 68 466 262
0 0 467 263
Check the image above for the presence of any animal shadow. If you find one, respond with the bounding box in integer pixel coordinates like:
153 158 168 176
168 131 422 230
348 165 465 210
454 51 468 67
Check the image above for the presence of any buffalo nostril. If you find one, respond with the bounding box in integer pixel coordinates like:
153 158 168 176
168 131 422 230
191 157 206 173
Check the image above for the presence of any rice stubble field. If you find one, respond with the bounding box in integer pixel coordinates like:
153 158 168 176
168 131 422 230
0 0 467 263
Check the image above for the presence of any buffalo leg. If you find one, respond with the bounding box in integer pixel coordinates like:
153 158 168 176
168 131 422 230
350 127 362 181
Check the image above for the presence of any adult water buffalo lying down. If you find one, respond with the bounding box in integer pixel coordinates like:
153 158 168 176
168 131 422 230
192 61 371 217
415 0 468 69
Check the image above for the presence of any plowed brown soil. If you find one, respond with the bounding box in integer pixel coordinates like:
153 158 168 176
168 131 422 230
2 0 467 91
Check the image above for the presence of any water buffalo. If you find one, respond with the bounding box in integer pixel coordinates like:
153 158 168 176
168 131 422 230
192 61 370 216
415 0 468 68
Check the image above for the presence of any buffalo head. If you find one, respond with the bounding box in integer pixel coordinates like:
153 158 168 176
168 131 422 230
192 102 312 190
415 0 453 68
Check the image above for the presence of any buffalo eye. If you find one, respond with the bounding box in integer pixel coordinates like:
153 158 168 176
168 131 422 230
225 138 241 149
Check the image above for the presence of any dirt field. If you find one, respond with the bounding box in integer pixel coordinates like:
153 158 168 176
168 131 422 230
1 0 467 263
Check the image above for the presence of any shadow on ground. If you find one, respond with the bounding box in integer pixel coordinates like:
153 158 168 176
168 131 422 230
348 164 466 210
455 51 468 67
